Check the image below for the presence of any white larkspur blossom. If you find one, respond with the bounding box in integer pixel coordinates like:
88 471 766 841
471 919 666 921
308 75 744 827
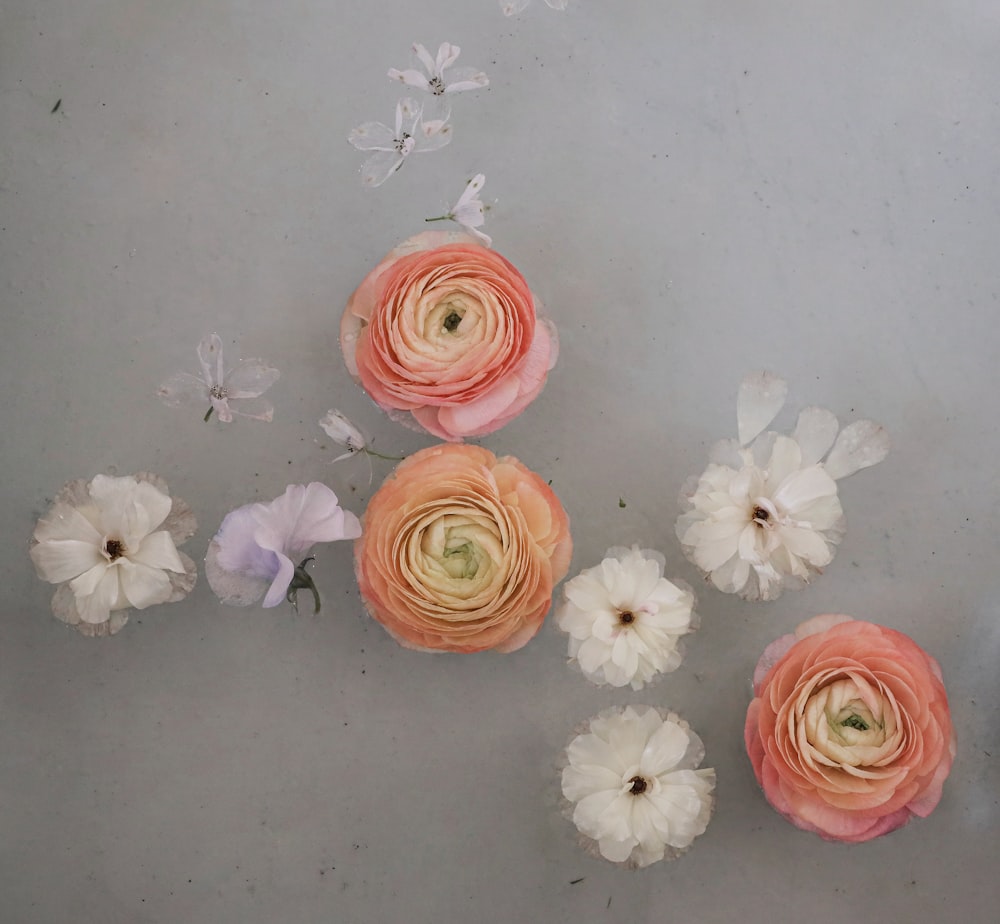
205 483 361 611
388 43 488 123
158 333 280 423
318 409 367 463
676 372 890 601
349 98 452 188
425 174 491 245
556 546 695 690
501 0 569 17
29 473 197 636
561 706 716 867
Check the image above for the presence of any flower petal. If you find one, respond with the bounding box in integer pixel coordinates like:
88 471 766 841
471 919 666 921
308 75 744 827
792 406 840 465
132 530 185 573
74 568 121 625
737 371 788 446
261 551 295 607
157 371 209 409
823 419 890 480
361 150 405 188
225 360 280 398
348 121 397 152
117 559 173 609
387 68 431 92
30 538 103 583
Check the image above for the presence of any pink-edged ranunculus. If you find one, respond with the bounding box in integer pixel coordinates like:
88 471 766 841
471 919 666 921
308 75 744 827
745 614 955 842
340 230 557 441
355 443 572 653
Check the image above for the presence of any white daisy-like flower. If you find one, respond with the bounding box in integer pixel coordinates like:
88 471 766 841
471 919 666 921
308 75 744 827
561 706 716 867
29 473 197 636
501 0 569 17
158 333 280 423
676 371 890 601
388 43 488 123
348 98 452 188
425 174 491 245
556 546 696 690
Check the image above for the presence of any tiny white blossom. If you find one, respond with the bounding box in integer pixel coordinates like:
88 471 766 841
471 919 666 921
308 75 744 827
556 546 695 690
501 0 569 16
425 174 491 245
676 372 890 601
561 706 716 867
388 43 488 123
158 333 279 423
349 98 452 188
319 409 367 463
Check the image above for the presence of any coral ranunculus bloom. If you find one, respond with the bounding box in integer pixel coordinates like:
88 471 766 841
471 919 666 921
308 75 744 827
355 444 572 653
341 231 557 441
745 614 955 842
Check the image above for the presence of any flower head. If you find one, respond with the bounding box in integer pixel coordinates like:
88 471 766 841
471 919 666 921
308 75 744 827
556 546 696 690
388 43 488 123
355 443 572 653
318 409 368 463
158 333 280 423
30 473 197 636
745 614 956 842
341 230 558 440
501 0 569 16
426 174 491 245
561 706 716 867
205 483 361 610
676 372 889 600
349 98 452 188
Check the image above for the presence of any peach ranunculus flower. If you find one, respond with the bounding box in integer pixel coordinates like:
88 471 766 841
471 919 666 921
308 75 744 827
355 443 572 653
340 230 558 441
744 614 955 843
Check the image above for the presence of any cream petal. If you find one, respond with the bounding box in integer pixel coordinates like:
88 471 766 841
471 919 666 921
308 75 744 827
572 789 618 836
75 569 121 624
30 538 103 583
597 834 636 864
33 502 103 544
225 360 280 399
118 559 173 610
824 419 891 480
737 371 788 446
793 406 840 465
132 530 185 573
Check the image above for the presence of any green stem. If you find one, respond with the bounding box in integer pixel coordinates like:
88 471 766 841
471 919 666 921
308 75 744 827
286 557 321 614
364 448 406 462
204 406 215 422
424 214 452 223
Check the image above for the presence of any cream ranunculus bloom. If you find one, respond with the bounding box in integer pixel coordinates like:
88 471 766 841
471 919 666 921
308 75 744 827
355 443 572 653
29 473 197 636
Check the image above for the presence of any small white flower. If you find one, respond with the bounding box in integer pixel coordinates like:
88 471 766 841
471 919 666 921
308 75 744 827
501 0 569 17
158 333 280 423
29 473 197 636
561 706 716 867
556 546 695 690
388 43 488 123
205 483 362 610
425 174 491 245
349 98 453 188
319 409 367 463
676 372 890 601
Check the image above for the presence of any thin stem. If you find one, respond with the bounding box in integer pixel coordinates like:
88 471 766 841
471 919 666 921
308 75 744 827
363 448 406 462
204 406 215 422
424 214 452 223
286 556 321 614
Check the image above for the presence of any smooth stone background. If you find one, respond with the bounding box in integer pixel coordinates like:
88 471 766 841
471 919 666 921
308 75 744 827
2 1 997 921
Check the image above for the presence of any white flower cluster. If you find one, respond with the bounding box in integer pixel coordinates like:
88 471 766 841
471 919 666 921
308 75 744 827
675 371 890 601
556 546 695 690
349 43 489 188
561 706 715 867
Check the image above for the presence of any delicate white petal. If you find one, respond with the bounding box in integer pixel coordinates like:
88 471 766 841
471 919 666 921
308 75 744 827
132 530 185 573
397 97 421 135
737 371 788 446
30 539 103 583
196 333 225 387
386 68 431 92
501 0 531 14
319 409 366 450
435 42 461 73
772 465 839 513
443 67 489 93
361 150 405 187
227 396 274 422
74 569 120 625
225 360 280 398
157 371 209 408
33 501 101 545
823 419 891 480
792 406 840 465
117 559 173 609
348 120 397 152
412 42 437 75
417 121 453 152
261 551 295 608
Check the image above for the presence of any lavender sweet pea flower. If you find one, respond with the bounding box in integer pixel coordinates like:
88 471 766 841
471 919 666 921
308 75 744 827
205 483 361 610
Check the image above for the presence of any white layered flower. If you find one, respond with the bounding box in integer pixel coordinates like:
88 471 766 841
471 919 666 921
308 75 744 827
29 473 197 636
676 372 890 601
158 333 280 423
388 43 488 123
501 0 569 17
426 174 491 245
556 546 695 690
561 706 715 867
349 98 452 188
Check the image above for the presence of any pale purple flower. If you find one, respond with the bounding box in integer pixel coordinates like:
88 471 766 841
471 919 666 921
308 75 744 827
349 98 452 188
205 483 361 610
158 333 280 423
388 43 488 123
425 174 491 245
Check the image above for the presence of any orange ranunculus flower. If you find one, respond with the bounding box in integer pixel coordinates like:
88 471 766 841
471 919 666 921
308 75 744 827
340 231 557 441
745 614 955 842
355 443 572 653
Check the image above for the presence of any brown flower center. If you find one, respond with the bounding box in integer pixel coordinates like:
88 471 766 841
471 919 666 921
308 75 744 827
752 504 771 526
628 775 648 795
443 311 463 332
104 538 126 561
618 610 636 625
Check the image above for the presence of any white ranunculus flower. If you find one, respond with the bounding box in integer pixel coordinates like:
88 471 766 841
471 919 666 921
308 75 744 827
556 546 696 690
676 372 889 601
30 473 197 636
561 706 716 867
